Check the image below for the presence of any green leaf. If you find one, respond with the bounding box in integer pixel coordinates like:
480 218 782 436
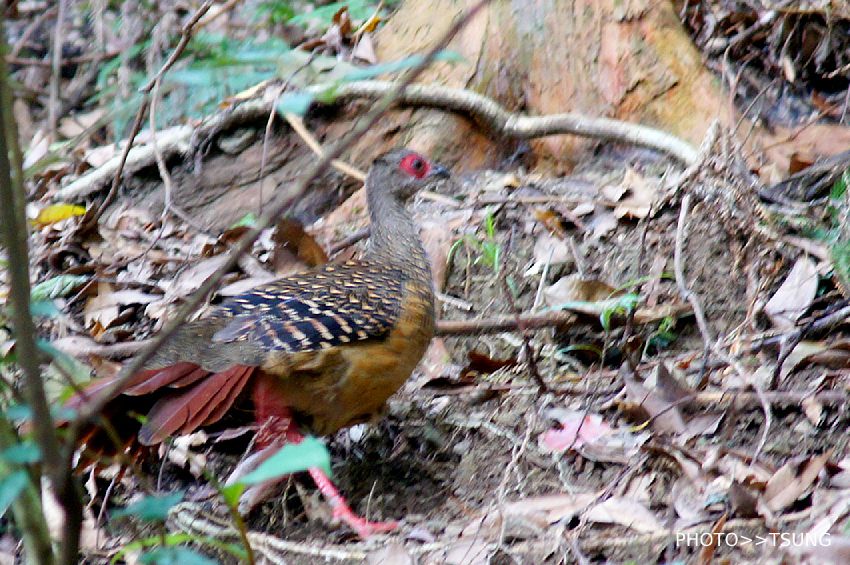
116 493 184 522
257 1 296 25
220 482 244 509
122 533 246 563
4 405 31 422
599 293 640 330
276 92 315 116
139 547 219 565
0 471 28 518
830 170 849 200
831 240 850 295
1 442 41 464
342 51 463 81
30 301 60 319
236 437 331 486
230 213 257 229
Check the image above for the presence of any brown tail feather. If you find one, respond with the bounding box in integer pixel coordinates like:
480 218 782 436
67 362 258 467
168 366 215 388
199 366 254 427
123 362 204 395
182 365 254 433
138 365 256 445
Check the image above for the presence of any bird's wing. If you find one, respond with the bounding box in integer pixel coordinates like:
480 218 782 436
212 261 407 353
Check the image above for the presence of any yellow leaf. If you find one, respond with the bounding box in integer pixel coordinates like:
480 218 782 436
358 14 382 35
33 204 86 227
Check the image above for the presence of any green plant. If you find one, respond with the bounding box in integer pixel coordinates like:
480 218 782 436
598 293 640 331
644 315 677 355
257 1 297 25
448 207 502 274
115 493 232 565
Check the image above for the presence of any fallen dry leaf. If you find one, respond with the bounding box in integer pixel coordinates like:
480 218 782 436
58 108 105 139
366 542 414 565
218 275 276 297
524 234 572 277
590 209 618 239
622 374 687 434
585 496 663 532
539 411 613 452
600 168 658 219
32 203 87 227
763 451 832 514
83 283 120 330
351 32 377 64
441 538 490 565
764 256 818 329
272 218 328 276
465 493 598 538
793 535 850 565
544 273 619 305
166 431 208 477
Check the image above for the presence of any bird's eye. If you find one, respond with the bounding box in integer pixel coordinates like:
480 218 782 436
400 153 430 178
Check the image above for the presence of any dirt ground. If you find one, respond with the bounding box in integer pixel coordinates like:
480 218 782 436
7 2 850 564
53 131 850 565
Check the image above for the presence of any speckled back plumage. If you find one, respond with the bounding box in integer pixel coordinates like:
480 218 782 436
210 260 407 352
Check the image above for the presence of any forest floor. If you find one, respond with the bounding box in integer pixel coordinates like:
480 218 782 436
4 2 850 565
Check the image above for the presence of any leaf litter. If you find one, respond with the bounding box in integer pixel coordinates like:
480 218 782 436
7 4 850 564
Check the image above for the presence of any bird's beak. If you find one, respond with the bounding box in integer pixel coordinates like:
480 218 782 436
429 165 450 179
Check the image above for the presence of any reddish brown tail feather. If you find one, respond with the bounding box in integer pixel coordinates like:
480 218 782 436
67 363 258 464
138 365 256 445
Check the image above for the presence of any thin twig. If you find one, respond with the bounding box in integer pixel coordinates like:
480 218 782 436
9 5 58 58
0 21 63 564
436 301 690 336
81 0 216 232
498 239 549 392
7 50 122 67
47 0 67 141
532 244 554 310
674 194 712 376
141 0 216 93
150 70 209 232
259 51 318 210
80 99 149 232
284 113 367 181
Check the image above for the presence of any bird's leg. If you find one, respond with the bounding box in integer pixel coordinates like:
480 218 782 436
306 466 398 538
234 375 399 538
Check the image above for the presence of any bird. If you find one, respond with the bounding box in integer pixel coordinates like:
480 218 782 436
68 148 449 538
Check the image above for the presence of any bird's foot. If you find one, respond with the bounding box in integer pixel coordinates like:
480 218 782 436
333 508 399 539
227 444 398 538
308 467 398 538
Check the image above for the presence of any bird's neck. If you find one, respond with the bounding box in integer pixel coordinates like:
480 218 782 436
365 189 429 277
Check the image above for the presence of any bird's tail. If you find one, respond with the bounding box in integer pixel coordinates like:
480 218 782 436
62 363 258 468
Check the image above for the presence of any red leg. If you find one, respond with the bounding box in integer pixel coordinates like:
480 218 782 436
237 376 399 538
307 466 398 538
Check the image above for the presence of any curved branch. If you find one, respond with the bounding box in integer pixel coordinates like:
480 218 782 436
56 79 697 202
315 81 699 165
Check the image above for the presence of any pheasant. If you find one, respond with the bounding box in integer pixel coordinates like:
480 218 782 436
70 148 448 538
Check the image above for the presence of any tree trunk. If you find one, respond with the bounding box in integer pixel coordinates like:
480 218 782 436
364 0 735 171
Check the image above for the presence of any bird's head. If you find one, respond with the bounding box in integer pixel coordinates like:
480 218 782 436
369 148 450 203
